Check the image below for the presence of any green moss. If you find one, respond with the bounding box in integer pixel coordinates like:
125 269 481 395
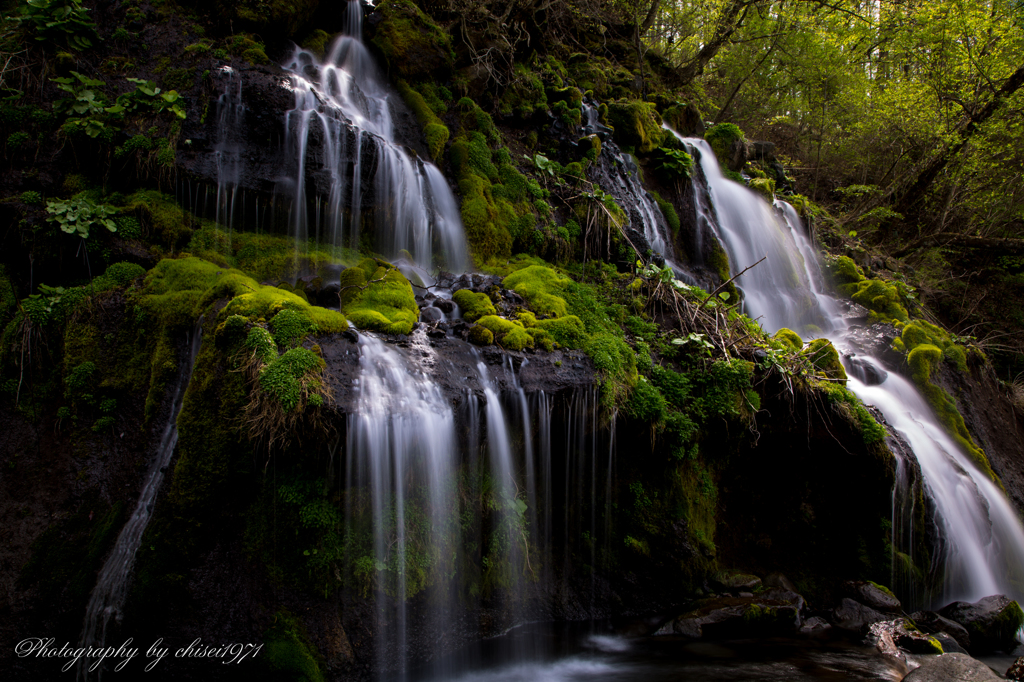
813 379 887 445
650 190 680 233
0 264 15 323
453 289 496 322
259 610 324 682
338 260 418 335
371 0 454 80
503 265 571 317
468 324 494 345
524 327 554 351
517 311 587 348
259 348 325 412
829 255 865 284
499 63 547 119
705 123 744 169
300 29 333 58
627 378 667 423
397 80 449 161
908 344 998 483
774 328 803 350
475 315 534 351
803 338 847 382
707 240 739 305
749 177 775 201
842 279 909 323
606 100 665 154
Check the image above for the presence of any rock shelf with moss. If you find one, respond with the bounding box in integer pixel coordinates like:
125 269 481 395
338 259 418 335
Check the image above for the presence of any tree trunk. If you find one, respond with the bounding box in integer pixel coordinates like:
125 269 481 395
677 0 754 84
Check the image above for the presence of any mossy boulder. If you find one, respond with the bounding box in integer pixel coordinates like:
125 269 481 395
370 0 454 80
518 311 586 348
503 265 571 317
749 177 775 201
939 595 1024 653
827 255 910 323
453 289 496 322
338 258 418 335
606 100 665 154
475 315 533 351
773 328 803 351
803 339 847 383
468 324 494 346
705 123 746 172
661 102 704 137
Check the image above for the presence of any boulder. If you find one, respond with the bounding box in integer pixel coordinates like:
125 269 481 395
711 569 761 592
420 306 444 323
901 653 1001 682
1007 656 1024 680
939 595 1024 653
870 619 943 655
764 572 798 592
833 598 888 632
911 611 972 650
656 592 804 639
844 580 902 613
432 298 455 314
799 616 832 634
933 633 968 655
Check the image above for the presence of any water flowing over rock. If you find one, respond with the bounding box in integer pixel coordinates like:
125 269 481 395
673 123 1024 613
280 6 469 272
77 321 204 679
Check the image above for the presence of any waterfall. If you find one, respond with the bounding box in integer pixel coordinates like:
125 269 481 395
213 65 246 235
667 127 1024 608
345 330 459 679
280 1 469 273
77 320 204 679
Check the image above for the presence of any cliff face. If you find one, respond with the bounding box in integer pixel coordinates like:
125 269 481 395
2 2 1023 680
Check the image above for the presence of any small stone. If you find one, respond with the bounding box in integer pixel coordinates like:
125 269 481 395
711 569 762 592
420 306 443 323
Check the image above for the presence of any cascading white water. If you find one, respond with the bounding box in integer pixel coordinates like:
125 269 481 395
77 320 204 680
346 330 459 678
281 1 469 272
213 66 246 234
668 128 1024 608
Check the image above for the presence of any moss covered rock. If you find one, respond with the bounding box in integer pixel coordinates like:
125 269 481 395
468 324 494 346
221 0 319 40
338 259 418 335
370 0 454 80
453 289 496 322
803 339 847 383
606 100 665 154
475 315 534 351
705 123 746 172
773 328 803 351
503 265 571 317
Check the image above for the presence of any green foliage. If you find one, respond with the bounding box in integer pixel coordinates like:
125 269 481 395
259 610 324 682
45 193 117 239
397 80 449 161
503 265 571 317
802 338 846 382
17 0 98 51
654 147 694 179
370 0 454 80
626 378 667 423
475 315 534 351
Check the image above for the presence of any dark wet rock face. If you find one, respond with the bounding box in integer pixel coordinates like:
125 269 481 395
1007 656 1024 680
832 598 888 632
901 653 1001 682
844 581 902 613
939 595 1024 653
911 610 972 650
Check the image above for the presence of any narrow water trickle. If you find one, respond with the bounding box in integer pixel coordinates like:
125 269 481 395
77 320 204 680
666 125 1024 610
279 0 468 272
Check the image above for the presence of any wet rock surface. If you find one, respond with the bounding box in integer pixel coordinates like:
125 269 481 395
911 610 972 650
832 598 889 632
939 595 1024 653
901 652 1001 681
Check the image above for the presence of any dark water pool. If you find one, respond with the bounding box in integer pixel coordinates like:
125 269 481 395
402 622 910 682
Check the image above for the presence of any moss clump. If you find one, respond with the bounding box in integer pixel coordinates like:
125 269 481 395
812 379 887 445
371 0 454 80
503 265 571 317
270 308 317 347
627 378 667 423
707 240 739 305
338 259 418 335
230 1 318 38
475 315 534 351
245 327 278 365
803 338 847 383
908 344 998 483
468 324 494 345
829 255 864 284
397 80 449 161
749 177 775 201
705 123 744 169
606 100 665 154
900 320 968 371
826 255 911 323
525 327 555 351
300 29 332 58
517 310 586 348
453 289 496 322
774 328 803 350
499 63 547 120
258 348 326 412
259 610 325 682
651 190 680 233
